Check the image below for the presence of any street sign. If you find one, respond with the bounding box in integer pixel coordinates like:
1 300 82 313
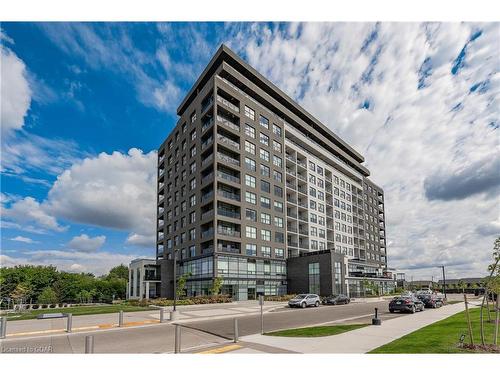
258 295 264 306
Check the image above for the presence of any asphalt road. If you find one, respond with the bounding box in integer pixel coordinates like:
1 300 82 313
1 300 396 353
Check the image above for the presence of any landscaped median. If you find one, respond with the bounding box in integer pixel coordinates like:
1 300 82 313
369 307 499 353
264 324 369 337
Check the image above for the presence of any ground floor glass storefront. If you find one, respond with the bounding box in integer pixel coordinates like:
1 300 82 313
347 278 396 297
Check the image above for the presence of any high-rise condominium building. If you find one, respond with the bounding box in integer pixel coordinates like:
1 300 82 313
156 45 393 300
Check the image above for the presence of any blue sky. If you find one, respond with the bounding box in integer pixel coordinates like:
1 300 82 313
1 22 499 277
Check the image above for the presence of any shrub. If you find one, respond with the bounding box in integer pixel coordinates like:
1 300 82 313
264 294 295 302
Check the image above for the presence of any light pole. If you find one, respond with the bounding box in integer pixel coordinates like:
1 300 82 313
173 250 177 312
440 265 447 301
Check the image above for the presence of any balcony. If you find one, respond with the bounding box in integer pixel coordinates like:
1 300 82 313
202 118 214 133
201 172 214 184
286 168 296 176
201 191 214 202
297 160 307 168
217 208 241 219
286 196 297 204
217 190 240 202
217 152 239 167
201 209 214 220
201 96 214 114
216 95 240 113
285 154 295 163
217 227 240 238
217 170 240 184
201 137 213 150
201 228 214 238
217 243 241 254
217 114 240 133
217 134 240 150
202 154 214 167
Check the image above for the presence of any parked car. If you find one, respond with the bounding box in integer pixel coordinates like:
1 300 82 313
288 294 321 308
322 294 350 305
417 293 442 308
389 296 425 313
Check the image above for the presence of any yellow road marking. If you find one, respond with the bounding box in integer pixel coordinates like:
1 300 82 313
198 344 242 354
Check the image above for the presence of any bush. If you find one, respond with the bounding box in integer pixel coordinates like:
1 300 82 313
147 295 233 306
264 294 295 302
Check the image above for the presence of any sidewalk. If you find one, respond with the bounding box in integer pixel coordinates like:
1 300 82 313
2 300 286 338
228 302 467 354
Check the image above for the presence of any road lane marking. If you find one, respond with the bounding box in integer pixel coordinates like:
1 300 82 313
198 344 242 354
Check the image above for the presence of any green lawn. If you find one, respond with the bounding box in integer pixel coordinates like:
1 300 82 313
370 307 498 353
265 324 369 337
2 304 157 321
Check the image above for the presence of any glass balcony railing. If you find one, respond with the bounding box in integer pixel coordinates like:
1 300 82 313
202 118 214 133
201 97 214 113
217 227 240 238
216 115 240 133
216 95 240 113
217 152 239 166
217 171 240 184
217 209 241 219
217 134 240 150
217 190 240 201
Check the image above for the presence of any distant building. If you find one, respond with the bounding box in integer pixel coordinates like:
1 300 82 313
438 277 485 289
127 259 161 300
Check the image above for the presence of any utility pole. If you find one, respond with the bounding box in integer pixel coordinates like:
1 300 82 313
440 265 447 300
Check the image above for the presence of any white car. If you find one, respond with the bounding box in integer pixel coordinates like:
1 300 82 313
288 294 321 308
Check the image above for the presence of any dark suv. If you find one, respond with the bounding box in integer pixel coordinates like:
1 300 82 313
417 294 442 308
322 294 350 305
389 296 425 313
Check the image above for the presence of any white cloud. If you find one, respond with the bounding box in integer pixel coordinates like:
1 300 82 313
10 236 38 244
1 196 66 232
0 250 140 276
0 42 32 134
45 148 157 247
230 22 499 279
67 234 106 253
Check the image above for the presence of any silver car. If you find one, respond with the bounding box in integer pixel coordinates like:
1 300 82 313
288 294 321 308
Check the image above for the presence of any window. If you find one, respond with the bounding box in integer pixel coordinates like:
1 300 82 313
274 216 283 228
181 201 187 212
272 140 282 153
246 243 257 256
310 227 318 236
190 178 196 190
260 212 271 224
309 161 315 171
275 232 284 243
261 180 270 193
310 213 317 223
191 130 197 141
245 105 255 120
319 229 325 238
261 246 271 257
274 185 283 197
261 229 271 241
182 123 187 133
311 240 318 250
259 133 269 146
189 245 196 257
310 187 317 197
272 123 282 137
246 226 257 239
191 111 197 124
310 200 317 210
245 157 256 171
308 263 320 294
245 191 257 205
189 211 196 224
273 170 282 182
245 208 257 222
190 162 196 174
317 166 323 175
245 141 255 155
274 201 283 212
273 155 282 168
245 124 255 138
260 164 270 177
189 228 196 241
245 174 256 188
190 146 197 157
260 196 271 209
309 175 316 184
275 248 285 258
260 148 270 162
259 115 269 129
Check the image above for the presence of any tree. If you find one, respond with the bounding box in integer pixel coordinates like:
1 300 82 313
106 264 129 280
9 283 31 303
38 287 58 304
210 276 224 296
480 237 500 346
176 273 192 298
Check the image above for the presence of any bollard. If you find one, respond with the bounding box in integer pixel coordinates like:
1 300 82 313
160 308 166 323
174 324 181 354
66 313 73 333
259 295 264 334
372 307 382 325
85 335 94 353
119 310 124 327
0 316 6 339
233 318 239 343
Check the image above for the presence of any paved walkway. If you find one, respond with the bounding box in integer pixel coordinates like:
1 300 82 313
2 300 286 338
212 302 467 354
